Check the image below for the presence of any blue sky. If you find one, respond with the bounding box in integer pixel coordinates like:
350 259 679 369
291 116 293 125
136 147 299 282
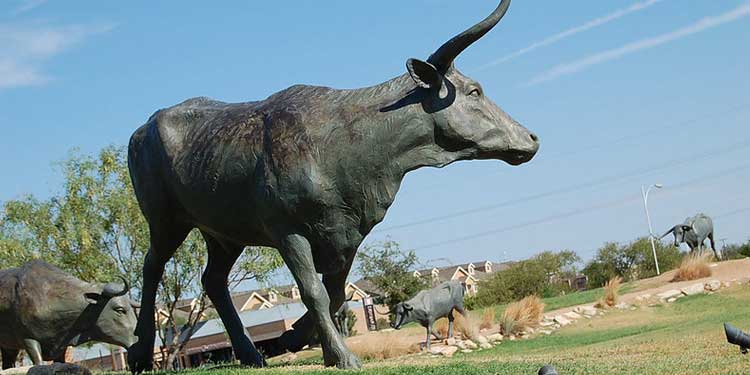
1 0 749 274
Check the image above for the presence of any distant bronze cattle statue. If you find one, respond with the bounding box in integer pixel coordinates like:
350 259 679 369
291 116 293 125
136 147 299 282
390 281 467 350
126 0 538 370
0 260 138 369
661 213 722 260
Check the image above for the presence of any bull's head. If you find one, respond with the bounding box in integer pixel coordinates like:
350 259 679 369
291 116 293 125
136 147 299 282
390 302 415 330
403 0 539 166
84 277 139 348
661 225 692 247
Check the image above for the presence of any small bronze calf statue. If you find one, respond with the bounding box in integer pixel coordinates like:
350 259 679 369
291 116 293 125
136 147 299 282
0 260 138 369
390 281 466 349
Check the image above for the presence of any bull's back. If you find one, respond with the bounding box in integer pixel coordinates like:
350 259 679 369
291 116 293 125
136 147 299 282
127 96 327 242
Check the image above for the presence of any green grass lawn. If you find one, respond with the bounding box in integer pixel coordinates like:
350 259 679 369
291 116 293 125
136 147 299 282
133 284 750 375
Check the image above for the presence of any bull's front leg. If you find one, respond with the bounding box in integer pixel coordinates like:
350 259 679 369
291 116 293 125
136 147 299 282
278 234 361 369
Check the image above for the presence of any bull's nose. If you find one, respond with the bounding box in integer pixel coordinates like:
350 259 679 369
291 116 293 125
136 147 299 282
530 133 539 143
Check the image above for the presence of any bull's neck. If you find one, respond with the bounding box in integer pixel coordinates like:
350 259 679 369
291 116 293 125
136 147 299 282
324 75 465 232
341 75 462 180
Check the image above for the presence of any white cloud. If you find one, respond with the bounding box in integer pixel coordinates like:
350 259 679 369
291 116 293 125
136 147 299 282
524 4 750 87
0 23 113 89
11 0 48 16
479 0 666 70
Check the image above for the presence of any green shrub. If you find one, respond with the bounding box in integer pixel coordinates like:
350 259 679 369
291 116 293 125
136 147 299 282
467 250 579 310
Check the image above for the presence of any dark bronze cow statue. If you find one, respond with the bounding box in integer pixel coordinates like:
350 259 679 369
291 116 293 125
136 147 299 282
0 260 138 369
126 0 538 370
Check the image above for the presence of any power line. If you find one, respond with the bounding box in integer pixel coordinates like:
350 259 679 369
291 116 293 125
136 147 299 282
402 101 750 196
373 139 750 234
408 163 750 250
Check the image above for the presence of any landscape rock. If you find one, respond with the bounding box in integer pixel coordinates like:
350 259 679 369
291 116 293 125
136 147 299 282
580 306 598 316
435 345 459 357
724 282 732 288
540 320 555 327
461 349 473 354
667 297 677 303
479 342 493 349
463 340 478 350
540 329 553 335
635 294 652 302
553 315 572 326
681 283 706 296
0 366 33 375
28 364 92 375
705 280 722 292
564 311 581 320
444 337 458 346
657 289 682 300
615 302 631 310
476 335 489 345
487 333 503 342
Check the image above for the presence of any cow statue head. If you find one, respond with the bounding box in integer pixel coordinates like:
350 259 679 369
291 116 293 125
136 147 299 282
402 0 539 166
661 225 692 247
84 277 139 348
390 302 415 330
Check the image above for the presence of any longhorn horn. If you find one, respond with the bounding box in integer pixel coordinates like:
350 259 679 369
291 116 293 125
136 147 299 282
102 276 130 298
427 0 511 72
660 226 677 240
373 305 395 316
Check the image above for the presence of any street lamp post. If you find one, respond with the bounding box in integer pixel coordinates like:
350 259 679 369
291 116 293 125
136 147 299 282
642 184 663 275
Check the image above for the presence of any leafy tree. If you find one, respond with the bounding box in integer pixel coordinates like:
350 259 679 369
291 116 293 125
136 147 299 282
722 242 750 260
465 250 581 310
582 237 681 288
356 240 428 308
0 146 284 370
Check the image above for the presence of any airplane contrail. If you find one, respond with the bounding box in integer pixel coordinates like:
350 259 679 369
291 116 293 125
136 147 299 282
478 0 667 70
524 4 750 87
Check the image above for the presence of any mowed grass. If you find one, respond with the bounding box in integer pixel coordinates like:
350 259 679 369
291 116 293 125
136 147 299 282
135 285 750 375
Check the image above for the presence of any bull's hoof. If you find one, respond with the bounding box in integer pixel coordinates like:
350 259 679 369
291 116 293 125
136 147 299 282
324 348 362 370
126 343 153 374
335 353 362 370
237 350 266 368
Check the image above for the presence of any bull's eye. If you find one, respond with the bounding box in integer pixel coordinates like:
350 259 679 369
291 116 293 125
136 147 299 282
114 306 126 314
468 88 482 98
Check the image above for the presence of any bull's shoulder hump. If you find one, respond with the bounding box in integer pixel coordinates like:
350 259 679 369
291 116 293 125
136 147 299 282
148 97 263 156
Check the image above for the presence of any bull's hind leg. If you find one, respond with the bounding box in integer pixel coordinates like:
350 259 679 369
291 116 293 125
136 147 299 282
447 310 455 338
1 348 19 369
278 234 361 369
201 232 265 367
128 222 191 374
280 257 354 352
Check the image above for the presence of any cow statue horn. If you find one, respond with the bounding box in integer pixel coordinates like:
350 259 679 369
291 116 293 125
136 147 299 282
373 305 395 316
660 226 677 240
102 276 130 298
427 0 511 72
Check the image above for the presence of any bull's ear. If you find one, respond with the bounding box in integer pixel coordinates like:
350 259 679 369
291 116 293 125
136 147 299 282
407 58 441 90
